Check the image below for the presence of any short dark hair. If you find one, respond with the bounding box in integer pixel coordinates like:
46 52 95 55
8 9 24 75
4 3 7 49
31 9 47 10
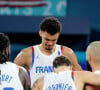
40 17 62 35
0 33 10 63
53 56 71 68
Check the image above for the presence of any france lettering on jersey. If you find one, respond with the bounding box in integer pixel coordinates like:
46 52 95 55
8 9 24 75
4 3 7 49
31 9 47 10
0 62 23 90
29 44 63 87
43 70 76 90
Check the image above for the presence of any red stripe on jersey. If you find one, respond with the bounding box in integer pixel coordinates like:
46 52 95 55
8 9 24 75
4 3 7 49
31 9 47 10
71 71 74 80
31 46 34 52
61 46 63 55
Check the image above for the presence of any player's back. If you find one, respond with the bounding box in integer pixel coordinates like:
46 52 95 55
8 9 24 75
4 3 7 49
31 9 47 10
0 62 23 90
43 70 76 90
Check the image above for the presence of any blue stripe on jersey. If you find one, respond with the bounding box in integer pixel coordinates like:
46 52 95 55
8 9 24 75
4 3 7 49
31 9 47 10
30 47 34 70
58 46 63 55
27 70 31 86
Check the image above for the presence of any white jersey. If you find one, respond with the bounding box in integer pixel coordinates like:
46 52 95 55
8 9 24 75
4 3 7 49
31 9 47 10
30 44 63 87
94 70 100 74
43 70 76 90
0 62 23 90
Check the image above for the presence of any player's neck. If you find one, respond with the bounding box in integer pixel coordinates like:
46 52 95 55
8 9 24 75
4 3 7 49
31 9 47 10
39 44 56 55
92 63 100 71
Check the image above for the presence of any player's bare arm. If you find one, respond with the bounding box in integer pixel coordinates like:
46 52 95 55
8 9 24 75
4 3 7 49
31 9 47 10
74 71 100 90
19 67 31 90
32 77 43 90
63 46 82 71
14 47 32 70
78 71 100 86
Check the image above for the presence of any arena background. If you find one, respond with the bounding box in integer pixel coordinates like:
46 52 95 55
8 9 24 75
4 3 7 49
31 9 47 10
0 0 100 70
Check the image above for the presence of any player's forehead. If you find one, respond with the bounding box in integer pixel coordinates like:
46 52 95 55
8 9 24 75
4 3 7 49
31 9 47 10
42 31 59 39
43 31 59 35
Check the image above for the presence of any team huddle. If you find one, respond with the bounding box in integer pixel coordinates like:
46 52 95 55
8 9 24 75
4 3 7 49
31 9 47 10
0 17 100 90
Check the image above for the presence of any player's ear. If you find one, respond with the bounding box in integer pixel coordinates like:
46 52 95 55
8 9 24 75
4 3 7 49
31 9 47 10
39 30 42 37
86 53 93 67
5 47 10 56
86 52 91 62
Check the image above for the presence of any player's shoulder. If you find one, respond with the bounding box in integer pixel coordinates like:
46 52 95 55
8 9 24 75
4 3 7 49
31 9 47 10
22 45 38 53
6 62 25 72
6 61 17 66
20 45 37 56
22 46 32 53
61 45 74 54
75 71 92 77
8 62 26 72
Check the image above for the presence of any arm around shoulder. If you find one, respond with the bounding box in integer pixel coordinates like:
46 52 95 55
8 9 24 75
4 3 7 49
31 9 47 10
79 71 100 86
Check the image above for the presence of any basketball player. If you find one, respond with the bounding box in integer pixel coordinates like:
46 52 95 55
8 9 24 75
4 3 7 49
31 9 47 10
86 41 100 90
0 33 30 90
32 56 100 90
14 17 82 87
